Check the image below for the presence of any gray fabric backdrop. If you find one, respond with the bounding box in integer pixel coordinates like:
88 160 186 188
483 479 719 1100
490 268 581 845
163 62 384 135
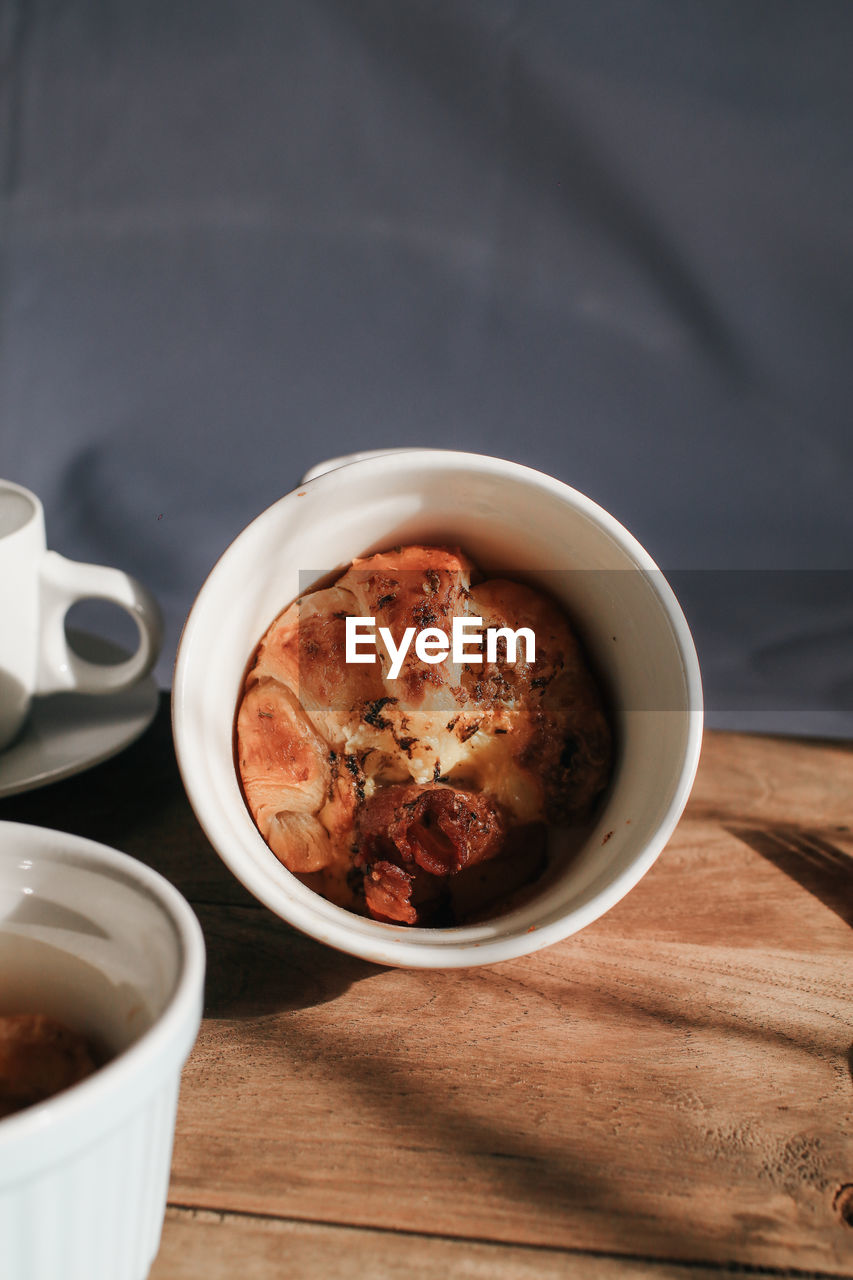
2 1 852 734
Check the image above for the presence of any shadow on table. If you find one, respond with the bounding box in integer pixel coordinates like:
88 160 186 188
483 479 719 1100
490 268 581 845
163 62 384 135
186 875 853 1263
730 822 853 1091
197 902 384 1017
230 988 817 1263
727 823 853 929
239 1008 622 1235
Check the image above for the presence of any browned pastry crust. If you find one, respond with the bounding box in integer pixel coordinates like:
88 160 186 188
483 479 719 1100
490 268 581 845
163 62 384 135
236 545 612 923
0 1014 97 1120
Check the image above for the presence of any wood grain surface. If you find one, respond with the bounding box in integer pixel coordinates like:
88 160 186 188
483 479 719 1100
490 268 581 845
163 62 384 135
150 1206 738 1279
2 699 852 1277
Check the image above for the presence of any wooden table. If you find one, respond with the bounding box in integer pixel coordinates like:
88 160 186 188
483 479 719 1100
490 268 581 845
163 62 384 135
2 696 851 1278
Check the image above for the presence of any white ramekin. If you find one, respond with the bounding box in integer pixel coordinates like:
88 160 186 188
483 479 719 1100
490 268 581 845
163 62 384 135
0 821 205 1280
173 449 703 968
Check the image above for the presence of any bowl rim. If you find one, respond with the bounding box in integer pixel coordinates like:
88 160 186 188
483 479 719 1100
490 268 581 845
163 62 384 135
173 448 704 967
0 821 206 1173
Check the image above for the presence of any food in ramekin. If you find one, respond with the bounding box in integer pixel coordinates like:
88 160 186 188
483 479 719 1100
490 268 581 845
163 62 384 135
236 545 612 925
0 1014 97 1120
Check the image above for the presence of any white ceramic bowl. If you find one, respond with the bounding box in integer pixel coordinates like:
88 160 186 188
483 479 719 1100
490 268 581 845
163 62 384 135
173 449 703 967
0 822 205 1280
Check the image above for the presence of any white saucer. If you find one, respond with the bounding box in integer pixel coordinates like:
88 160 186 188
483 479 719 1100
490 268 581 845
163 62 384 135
0 631 159 799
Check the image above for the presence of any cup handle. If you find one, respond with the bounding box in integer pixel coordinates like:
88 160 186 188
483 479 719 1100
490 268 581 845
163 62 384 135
35 551 163 695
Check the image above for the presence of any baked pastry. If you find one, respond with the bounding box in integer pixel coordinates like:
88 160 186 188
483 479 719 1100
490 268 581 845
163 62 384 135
236 545 612 924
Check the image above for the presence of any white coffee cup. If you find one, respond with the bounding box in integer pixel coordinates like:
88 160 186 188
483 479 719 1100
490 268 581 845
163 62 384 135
173 449 703 968
0 479 163 751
